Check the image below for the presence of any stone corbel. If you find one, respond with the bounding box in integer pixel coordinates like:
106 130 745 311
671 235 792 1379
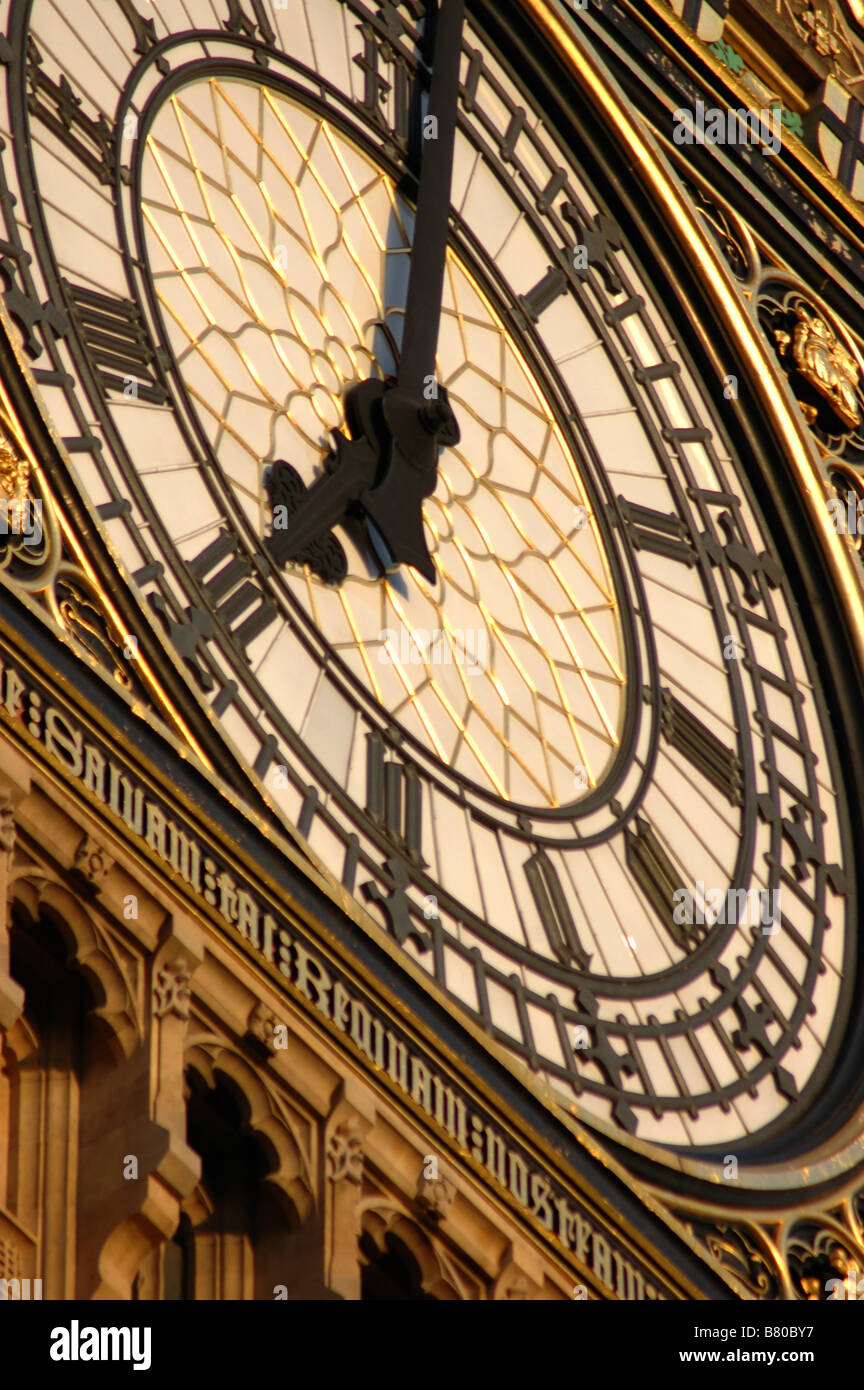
323 1078 376 1300
416 1166 457 1223
0 746 30 1031
492 1239 546 1300
72 833 115 891
148 916 204 1193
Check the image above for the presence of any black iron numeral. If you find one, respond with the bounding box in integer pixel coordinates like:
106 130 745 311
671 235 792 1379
223 0 276 48
524 848 591 968
353 20 412 151
366 731 423 864
660 689 744 807
615 497 698 566
188 529 278 655
625 816 705 949
64 281 169 405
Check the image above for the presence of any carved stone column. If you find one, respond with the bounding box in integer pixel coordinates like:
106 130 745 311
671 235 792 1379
90 915 203 1299
0 746 29 1031
323 1078 375 1300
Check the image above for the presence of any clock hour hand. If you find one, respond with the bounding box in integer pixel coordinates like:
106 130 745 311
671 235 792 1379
265 381 386 573
358 383 458 584
265 379 455 585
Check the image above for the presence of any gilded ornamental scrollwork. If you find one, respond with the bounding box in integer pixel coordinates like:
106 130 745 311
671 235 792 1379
653 1180 864 1299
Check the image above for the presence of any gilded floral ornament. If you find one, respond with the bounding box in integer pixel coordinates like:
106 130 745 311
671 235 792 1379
0 433 45 573
775 304 860 429
0 435 29 508
800 5 842 56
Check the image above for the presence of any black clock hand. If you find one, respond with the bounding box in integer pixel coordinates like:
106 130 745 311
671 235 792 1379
268 1 465 586
395 0 466 399
265 380 385 571
358 0 465 580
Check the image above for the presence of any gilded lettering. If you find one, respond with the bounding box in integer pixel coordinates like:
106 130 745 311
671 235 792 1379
277 927 293 979
5 667 25 719
529 1173 554 1229
332 981 351 1032
507 1151 529 1205
469 1113 485 1164
294 941 333 1019
592 1232 613 1290
485 1126 508 1186
350 999 373 1056
83 744 106 802
235 890 260 948
410 1056 433 1111
145 803 168 859
166 824 202 894
45 708 84 776
108 764 144 835
386 1031 409 1090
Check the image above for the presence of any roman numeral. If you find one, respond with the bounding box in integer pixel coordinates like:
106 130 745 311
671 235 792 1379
615 497 698 566
518 268 568 323
366 731 423 863
461 47 483 112
625 816 703 949
524 849 591 969
499 107 526 162
660 689 744 806
353 20 412 151
188 529 278 654
26 39 121 186
63 281 169 405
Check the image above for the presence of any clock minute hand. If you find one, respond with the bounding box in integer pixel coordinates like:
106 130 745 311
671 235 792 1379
268 3 465 586
358 0 465 580
396 0 467 399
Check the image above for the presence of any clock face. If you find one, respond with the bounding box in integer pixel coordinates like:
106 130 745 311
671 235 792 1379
5 0 855 1154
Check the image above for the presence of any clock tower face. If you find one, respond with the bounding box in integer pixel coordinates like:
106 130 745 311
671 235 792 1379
5 0 856 1155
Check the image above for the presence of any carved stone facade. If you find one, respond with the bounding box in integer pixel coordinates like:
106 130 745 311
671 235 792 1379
0 732 593 1301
